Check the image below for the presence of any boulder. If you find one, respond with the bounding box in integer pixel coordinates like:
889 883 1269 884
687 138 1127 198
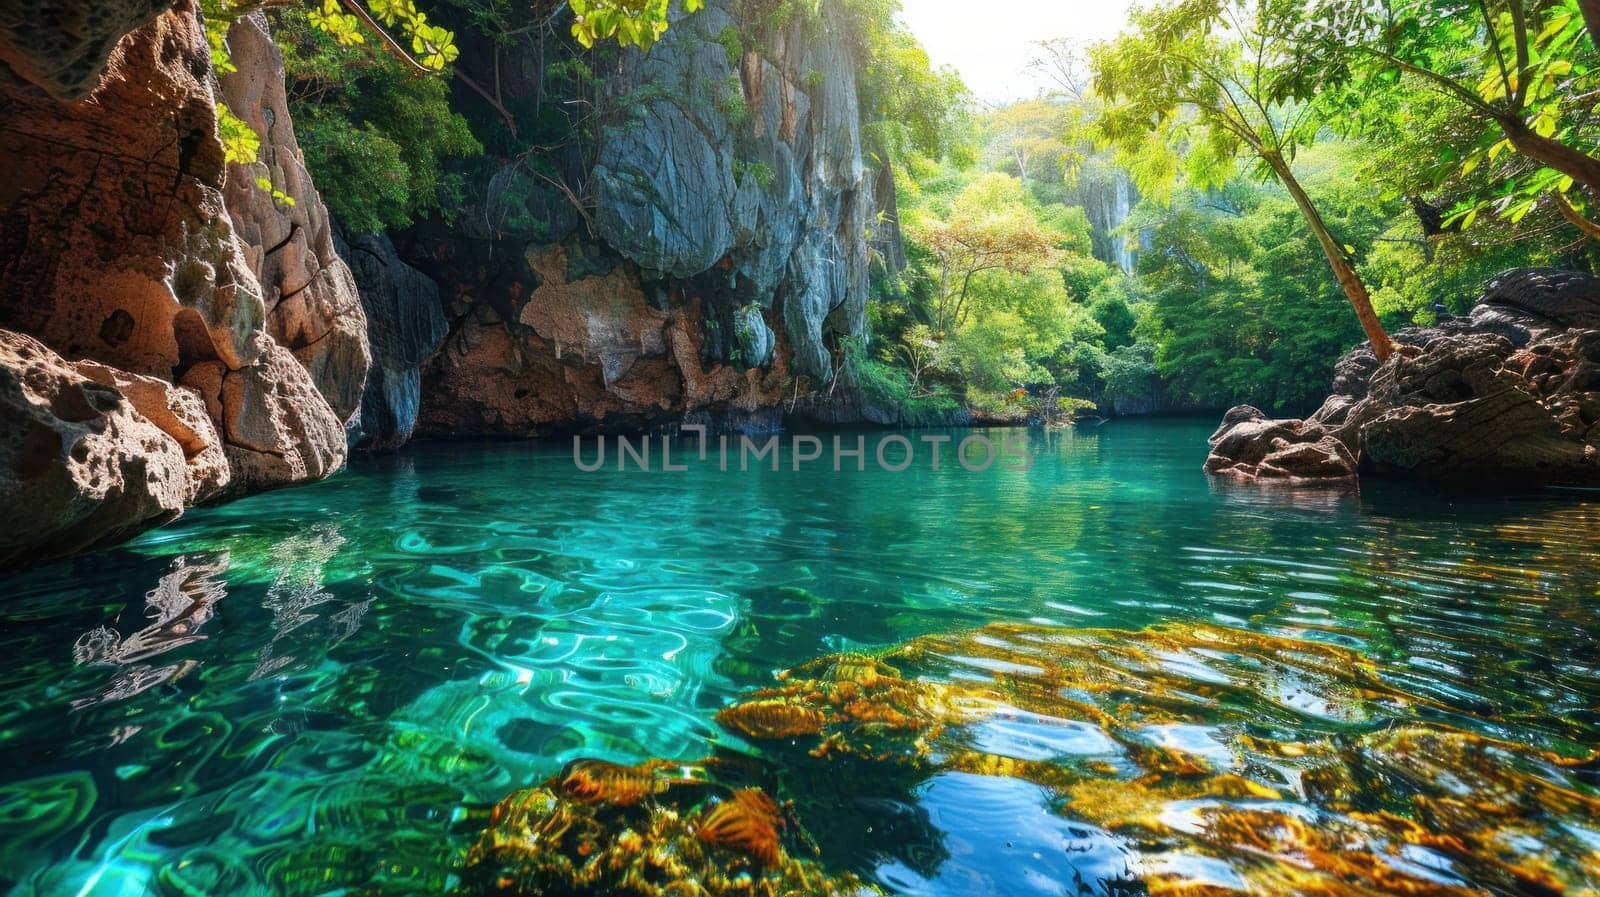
0 2 356 569
1481 267 1600 330
73 360 231 503
1360 387 1593 481
220 12 370 423
217 334 346 490
1206 269 1600 487
337 231 448 451
0 330 226 570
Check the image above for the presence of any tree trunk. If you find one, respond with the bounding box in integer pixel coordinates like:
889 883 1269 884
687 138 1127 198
1266 154 1397 361
1500 118 1600 194
1580 0 1600 48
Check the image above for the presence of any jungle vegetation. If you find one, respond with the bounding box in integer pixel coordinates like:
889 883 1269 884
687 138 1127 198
216 0 1600 419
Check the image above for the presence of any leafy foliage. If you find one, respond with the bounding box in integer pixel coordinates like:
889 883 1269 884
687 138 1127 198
570 0 700 50
1275 0 1600 240
276 7 481 232
1091 0 1399 359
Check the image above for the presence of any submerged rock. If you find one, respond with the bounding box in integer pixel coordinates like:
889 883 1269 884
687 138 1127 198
716 654 950 765
1208 268 1600 485
699 619 1600 897
459 759 869 897
469 613 1600 897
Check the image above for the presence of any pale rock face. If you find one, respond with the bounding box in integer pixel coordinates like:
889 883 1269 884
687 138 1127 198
420 0 889 434
220 12 371 424
591 0 871 381
0 329 228 570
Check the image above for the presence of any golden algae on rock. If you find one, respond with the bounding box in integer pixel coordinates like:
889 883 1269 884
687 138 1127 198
696 789 786 869
711 620 1600 897
458 760 872 897
715 653 952 763
468 619 1600 897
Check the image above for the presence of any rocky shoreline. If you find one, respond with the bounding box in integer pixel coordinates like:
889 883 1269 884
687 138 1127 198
0 0 892 571
1206 268 1600 486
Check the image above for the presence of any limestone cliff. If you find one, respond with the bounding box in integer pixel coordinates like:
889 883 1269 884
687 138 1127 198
0 1 361 569
417 0 888 435
0 0 898 569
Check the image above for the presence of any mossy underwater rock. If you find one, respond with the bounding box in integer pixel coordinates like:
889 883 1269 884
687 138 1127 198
705 621 1600 897
716 654 951 765
459 759 872 897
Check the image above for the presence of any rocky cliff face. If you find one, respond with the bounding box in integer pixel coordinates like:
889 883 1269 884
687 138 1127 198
418 0 885 435
0 1 362 569
1206 269 1600 486
219 12 371 431
0 0 894 568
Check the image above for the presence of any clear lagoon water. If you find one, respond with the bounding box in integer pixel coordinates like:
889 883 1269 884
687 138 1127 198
1 419 1598 896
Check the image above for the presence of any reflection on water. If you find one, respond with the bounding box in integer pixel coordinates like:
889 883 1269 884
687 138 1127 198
0 421 1596 895
69 553 229 710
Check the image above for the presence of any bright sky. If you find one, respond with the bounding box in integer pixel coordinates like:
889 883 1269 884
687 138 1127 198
896 0 1139 104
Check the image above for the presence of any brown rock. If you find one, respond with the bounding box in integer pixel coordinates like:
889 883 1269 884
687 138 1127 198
219 12 369 422
1481 268 1600 331
220 334 346 490
1204 407 1333 477
420 244 792 434
0 330 204 570
1209 274 1600 488
1361 388 1597 483
1256 437 1359 482
0 4 356 569
74 361 230 503
0 0 172 99
0 2 266 378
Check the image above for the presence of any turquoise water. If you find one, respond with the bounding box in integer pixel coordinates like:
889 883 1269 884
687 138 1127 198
1 420 1598 895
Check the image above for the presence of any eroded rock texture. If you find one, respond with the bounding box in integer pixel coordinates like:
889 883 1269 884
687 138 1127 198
0 0 173 98
0 2 357 569
419 0 887 434
422 243 796 435
1207 268 1600 485
0 330 228 568
220 11 371 424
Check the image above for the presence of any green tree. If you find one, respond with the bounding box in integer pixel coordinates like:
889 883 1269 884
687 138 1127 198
278 8 481 231
1280 0 1600 239
909 173 1063 333
1092 0 1399 360
1091 286 1138 350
